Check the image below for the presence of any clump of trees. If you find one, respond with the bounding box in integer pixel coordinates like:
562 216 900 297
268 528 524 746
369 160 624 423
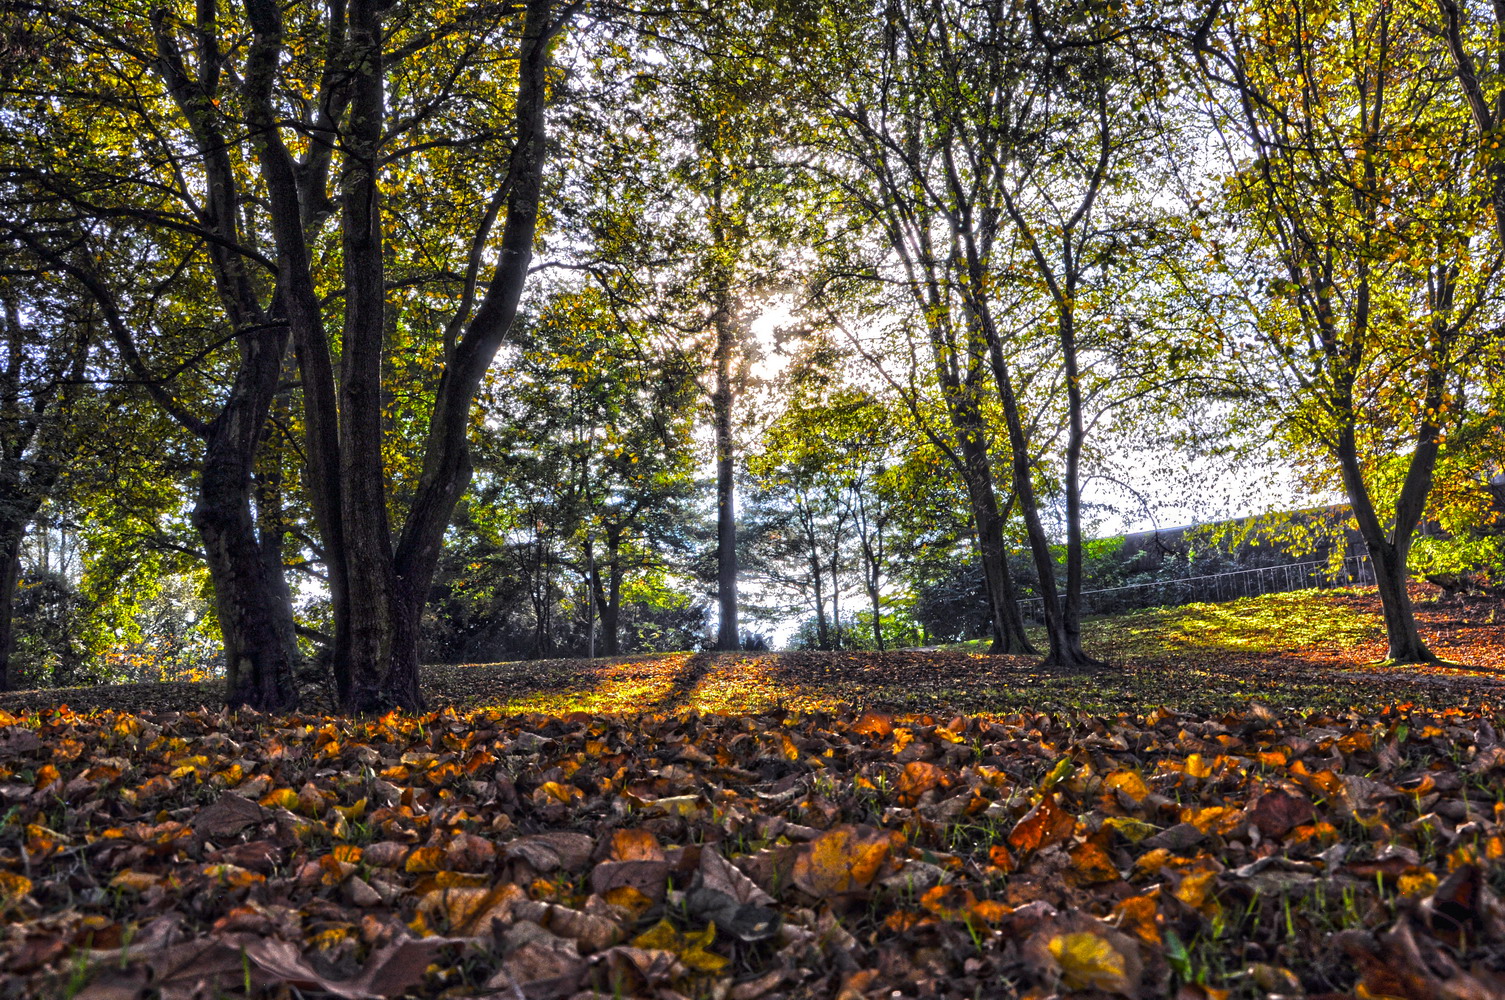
1 0 1501 709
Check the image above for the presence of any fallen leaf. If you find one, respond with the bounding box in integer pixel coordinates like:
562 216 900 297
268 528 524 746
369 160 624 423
791 825 899 897
1008 794 1075 852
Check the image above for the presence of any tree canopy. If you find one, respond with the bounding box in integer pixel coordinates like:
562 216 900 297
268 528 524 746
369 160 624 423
0 0 1501 705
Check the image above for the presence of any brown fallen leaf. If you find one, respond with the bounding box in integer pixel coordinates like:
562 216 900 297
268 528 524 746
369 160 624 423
589 859 673 901
506 832 594 873
445 832 497 871
190 792 268 839
699 845 774 906
235 934 468 999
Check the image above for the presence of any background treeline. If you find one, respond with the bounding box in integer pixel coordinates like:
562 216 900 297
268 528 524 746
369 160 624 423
2 0 1503 707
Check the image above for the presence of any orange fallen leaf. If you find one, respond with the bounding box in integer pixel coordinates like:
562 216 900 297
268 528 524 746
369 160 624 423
987 844 1015 872
405 846 445 873
610 828 665 862
896 761 945 806
792 825 899 897
1069 841 1121 885
1111 891 1162 945
108 870 161 892
1008 794 1075 853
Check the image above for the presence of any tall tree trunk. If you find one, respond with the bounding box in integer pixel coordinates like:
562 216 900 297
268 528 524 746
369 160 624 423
336 0 400 715
865 530 885 651
195 446 298 711
954 424 1035 654
247 0 562 712
380 0 559 707
985 337 1101 670
921 296 1033 654
855 491 886 651
585 538 596 658
605 556 623 655
1335 421 1440 664
590 526 623 655
799 507 830 649
829 547 842 651
0 526 21 691
713 291 739 650
191 261 299 710
1057 307 1098 665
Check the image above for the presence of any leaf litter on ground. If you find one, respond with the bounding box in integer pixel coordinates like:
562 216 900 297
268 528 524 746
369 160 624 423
1 587 1504 998
3 697 1505 999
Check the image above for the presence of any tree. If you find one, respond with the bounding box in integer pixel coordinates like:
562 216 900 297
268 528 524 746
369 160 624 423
2 0 584 710
0 1 340 709
240 0 581 711
748 342 917 651
1196 0 1504 662
790 0 1179 666
474 288 702 657
0 275 89 689
788 1 1039 656
1436 0 1505 242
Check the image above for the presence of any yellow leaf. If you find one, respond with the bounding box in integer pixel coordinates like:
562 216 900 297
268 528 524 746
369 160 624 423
1103 817 1156 843
1102 770 1150 804
1133 848 1172 876
406 846 445 873
331 845 363 865
1040 757 1075 791
334 798 367 821
1184 806 1236 834
1174 870 1218 912
1048 930 1133 993
202 864 265 888
260 788 301 812
603 885 654 916
311 926 351 950
631 919 728 973
1399 872 1438 897
0 871 33 903
537 781 581 804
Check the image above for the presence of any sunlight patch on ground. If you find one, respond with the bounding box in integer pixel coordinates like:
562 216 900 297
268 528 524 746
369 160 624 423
1084 589 1381 656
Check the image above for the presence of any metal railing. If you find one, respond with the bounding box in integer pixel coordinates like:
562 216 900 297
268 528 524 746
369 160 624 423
1016 554 1375 623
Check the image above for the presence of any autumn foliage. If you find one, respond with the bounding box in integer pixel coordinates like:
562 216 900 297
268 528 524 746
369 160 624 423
2 691 1504 999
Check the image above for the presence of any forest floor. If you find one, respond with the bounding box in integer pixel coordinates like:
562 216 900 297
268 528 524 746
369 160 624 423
2 586 1505 999
6 585 1503 721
